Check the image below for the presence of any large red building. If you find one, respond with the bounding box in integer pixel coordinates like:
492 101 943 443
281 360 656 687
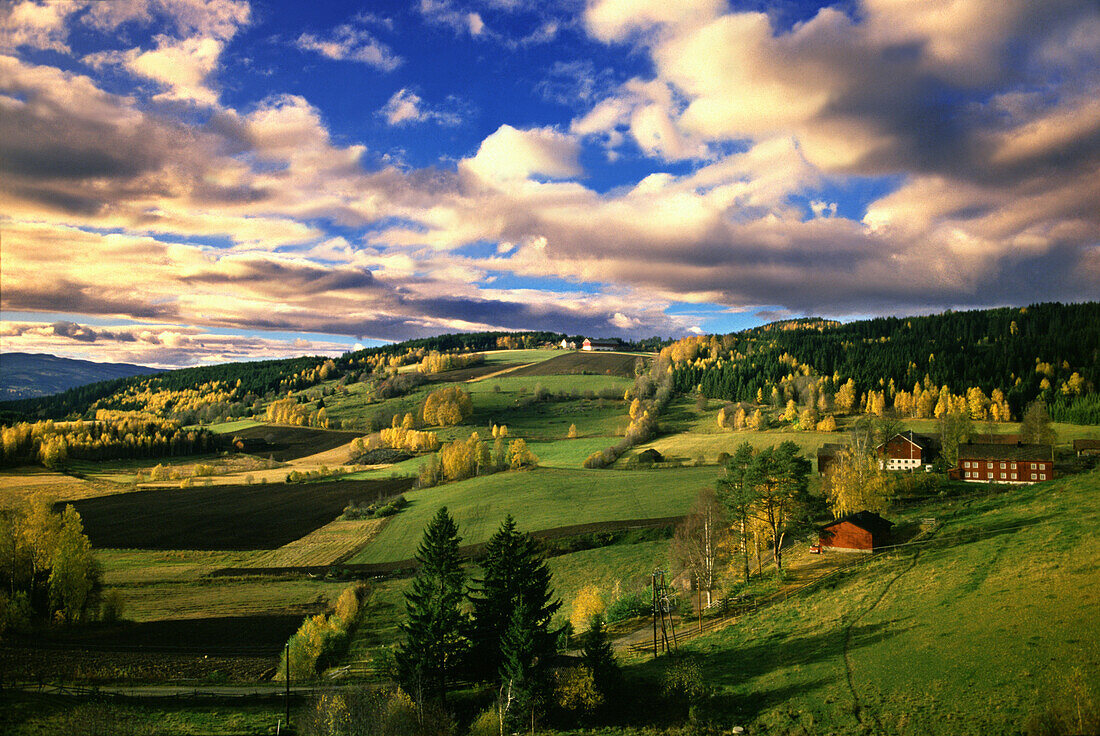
819 511 893 553
957 443 1054 484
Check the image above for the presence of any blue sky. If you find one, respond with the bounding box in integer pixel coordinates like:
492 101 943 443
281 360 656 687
1 0 1098 365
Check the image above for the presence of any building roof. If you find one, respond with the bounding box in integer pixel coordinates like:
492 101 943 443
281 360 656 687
1073 439 1100 451
821 511 893 536
878 430 929 450
583 338 620 346
957 442 1053 461
817 442 847 457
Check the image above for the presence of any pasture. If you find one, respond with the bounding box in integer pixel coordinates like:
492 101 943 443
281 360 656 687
548 538 671 625
69 478 413 550
247 517 388 568
632 467 1100 735
348 465 719 564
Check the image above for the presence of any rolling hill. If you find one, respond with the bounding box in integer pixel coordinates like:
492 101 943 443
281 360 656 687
0 352 162 400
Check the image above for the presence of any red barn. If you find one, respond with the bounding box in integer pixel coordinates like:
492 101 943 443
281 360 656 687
819 511 893 553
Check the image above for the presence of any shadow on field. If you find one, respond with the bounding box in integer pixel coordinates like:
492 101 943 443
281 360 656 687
697 620 903 689
8 614 304 655
924 512 1057 552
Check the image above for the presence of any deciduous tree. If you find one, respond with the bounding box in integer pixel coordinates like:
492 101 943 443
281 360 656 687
671 488 727 607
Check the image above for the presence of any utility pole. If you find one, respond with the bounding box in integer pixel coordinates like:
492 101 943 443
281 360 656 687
285 641 291 732
652 568 659 658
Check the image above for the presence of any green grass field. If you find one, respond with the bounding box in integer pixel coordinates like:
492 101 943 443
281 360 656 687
349 465 719 564
549 539 671 625
630 468 1100 735
196 419 262 434
528 437 621 468
479 348 561 366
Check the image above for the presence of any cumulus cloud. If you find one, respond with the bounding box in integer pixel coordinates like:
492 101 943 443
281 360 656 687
4 0 1099 365
462 124 583 184
0 1 80 53
379 88 463 126
87 34 225 105
296 23 402 71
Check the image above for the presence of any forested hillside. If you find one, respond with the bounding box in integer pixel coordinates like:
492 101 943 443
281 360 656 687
668 302 1099 422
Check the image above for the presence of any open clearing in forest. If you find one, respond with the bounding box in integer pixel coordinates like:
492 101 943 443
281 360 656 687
506 351 646 378
217 424 362 461
69 478 412 550
349 465 718 564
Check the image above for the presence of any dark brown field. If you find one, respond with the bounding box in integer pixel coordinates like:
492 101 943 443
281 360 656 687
67 478 413 550
223 425 362 461
1 615 303 683
506 351 646 378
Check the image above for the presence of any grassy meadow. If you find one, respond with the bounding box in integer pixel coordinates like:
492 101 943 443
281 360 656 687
625 468 1100 735
348 465 718 564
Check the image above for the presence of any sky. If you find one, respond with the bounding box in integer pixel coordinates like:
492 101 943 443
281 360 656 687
1 0 1098 367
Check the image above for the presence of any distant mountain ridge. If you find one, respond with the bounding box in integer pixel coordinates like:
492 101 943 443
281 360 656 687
0 352 163 400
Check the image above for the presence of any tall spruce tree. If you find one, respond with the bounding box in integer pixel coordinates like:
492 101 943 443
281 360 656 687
498 602 547 733
468 514 560 681
395 506 467 704
582 614 621 702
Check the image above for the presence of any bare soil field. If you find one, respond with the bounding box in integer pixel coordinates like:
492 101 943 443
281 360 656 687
219 424 362 461
1 614 301 683
67 478 413 550
506 351 646 379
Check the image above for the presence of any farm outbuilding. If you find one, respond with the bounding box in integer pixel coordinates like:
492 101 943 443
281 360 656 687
636 448 664 465
876 430 937 471
582 338 620 351
819 511 893 553
957 442 1054 484
1073 439 1100 456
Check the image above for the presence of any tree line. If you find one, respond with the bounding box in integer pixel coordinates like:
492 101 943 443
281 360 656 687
667 302 1099 422
0 415 214 468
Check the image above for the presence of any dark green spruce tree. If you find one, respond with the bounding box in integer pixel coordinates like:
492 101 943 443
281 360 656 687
468 514 561 681
582 613 621 704
395 506 467 705
498 601 547 733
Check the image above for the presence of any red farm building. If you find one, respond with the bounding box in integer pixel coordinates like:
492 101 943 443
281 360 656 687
957 442 1054 484
876 431 937 471
819 511 894 553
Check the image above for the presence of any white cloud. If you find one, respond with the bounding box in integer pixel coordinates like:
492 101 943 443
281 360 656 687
297 23 402 71
0 1 80 53
584 0 725 43
82 0 250 41
380 88 463 126
467 12 485 36
90 34 225 105
462 124 583 184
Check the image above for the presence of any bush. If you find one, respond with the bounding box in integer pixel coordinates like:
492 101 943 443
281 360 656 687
99 590 126 623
